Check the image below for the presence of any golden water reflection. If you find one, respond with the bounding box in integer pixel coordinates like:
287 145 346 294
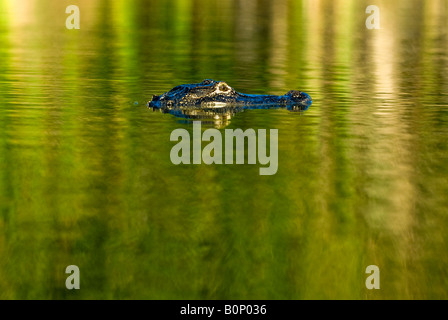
0 0 447 299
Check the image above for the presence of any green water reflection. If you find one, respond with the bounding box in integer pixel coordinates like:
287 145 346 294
0 0 448 299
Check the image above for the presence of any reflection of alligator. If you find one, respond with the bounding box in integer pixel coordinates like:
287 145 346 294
147 79 312 123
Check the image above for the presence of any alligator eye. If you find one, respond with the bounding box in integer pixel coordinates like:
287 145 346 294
219 84 228 92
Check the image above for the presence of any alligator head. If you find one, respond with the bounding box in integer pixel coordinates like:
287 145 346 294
147 79 312 123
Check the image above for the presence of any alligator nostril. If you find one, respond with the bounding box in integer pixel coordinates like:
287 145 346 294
286 90 302 97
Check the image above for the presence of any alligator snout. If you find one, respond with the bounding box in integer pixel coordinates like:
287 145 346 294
147 95 160 108
286 90 312 106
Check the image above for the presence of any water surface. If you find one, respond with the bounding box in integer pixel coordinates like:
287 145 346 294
0 0 448 299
